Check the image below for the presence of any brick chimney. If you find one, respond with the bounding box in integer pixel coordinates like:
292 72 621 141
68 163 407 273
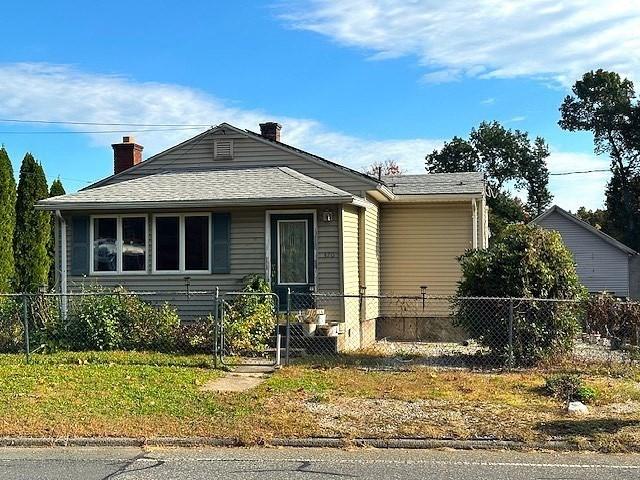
259 122 281 142
112 136 143 174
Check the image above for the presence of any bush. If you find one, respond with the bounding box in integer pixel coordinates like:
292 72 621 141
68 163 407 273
0 297 23 353
583 293 640 348
118 295 180 351
223 274 276 356
176 317 213 354
454 224 586 366
545 373 597 403
58 286 181 352
63 291 124 350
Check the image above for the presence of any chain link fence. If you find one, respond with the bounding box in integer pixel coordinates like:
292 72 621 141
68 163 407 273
1 287 639 371
0 290 218 366
286 292 640 369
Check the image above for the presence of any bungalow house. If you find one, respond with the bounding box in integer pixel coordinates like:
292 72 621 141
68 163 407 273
531 205 640 299
38 122 488 349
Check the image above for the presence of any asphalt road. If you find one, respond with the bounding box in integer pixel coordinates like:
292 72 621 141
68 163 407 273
1 446 640 479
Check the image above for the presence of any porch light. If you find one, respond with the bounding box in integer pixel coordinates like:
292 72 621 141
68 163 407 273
322 209 334 223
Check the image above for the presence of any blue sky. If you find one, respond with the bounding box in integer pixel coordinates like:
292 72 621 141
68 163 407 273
1 0 638 210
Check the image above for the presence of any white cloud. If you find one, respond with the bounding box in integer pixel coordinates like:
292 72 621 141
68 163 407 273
0 63 441 182
0 63 610 210
480 97 495 105
281 0 640 85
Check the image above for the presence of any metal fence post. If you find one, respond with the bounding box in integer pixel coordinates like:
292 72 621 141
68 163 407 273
286 288 291 366
22 294 30 365
508 298 514 370
213 287 219 369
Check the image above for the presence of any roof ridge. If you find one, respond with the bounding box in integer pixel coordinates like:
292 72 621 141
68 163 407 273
531 205 638 255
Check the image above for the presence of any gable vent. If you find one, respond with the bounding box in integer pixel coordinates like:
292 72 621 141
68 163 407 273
214 139 233 159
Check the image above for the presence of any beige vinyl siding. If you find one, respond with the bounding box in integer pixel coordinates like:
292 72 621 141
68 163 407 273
363 199 380 320
64 205 342 320
98 130 374 197
341 205 361 348
380 202 473 316
341 205 360 295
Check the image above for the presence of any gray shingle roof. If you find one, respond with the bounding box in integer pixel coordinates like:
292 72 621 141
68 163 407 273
382 172 485 195
38 166 355 210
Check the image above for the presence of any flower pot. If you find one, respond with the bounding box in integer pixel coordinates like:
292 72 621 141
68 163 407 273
302 323 316 337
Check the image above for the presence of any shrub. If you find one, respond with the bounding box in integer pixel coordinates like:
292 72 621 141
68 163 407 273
0 297 23 353
58 286 181 352
63 290 124 350
454 224 586 366
583 293 640 349
29 293 62 351
118 295 180 351
223 274 276 356
176 317 213 354
545 373 597 403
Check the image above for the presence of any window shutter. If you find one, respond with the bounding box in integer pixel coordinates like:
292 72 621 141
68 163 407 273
71 216 90 275
211 213 231 273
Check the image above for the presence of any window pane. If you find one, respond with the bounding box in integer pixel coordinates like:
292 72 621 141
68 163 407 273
185 216 209 271
278 221 307 284
155 217 179 270
122 217 146 271
93 218 117 272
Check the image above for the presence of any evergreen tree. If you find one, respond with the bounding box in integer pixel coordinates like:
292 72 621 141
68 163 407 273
14 153 50 292
0 147 16 292
47 178 65 287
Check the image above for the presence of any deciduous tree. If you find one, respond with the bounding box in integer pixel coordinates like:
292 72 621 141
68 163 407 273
425 121 552 237
560 69 640 250
365 159 403 178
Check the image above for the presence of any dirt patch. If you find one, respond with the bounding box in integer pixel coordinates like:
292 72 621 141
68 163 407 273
303 396 555 440
200 373 270 393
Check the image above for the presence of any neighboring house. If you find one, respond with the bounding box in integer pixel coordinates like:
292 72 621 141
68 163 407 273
531 205 640 298
38 122 488 349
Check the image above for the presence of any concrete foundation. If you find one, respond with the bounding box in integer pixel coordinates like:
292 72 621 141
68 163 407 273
375 316 467 343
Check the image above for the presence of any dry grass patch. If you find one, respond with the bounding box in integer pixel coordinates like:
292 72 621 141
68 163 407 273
1 354 640 451
260 366 640 450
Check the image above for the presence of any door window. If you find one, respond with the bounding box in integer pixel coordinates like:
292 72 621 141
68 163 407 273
277 220 308 284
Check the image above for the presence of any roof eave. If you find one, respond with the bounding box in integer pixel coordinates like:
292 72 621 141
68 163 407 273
530 205 639 256
36 195 358 211
390 192 484 203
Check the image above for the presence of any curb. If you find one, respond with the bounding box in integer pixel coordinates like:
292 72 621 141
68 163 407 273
0 436 580 451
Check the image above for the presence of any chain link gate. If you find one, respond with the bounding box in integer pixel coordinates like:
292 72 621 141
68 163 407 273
215 290 282 368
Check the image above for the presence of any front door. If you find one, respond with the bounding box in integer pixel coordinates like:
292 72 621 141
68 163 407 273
270 213 315 310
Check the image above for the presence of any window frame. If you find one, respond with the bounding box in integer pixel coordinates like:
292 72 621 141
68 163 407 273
152 213 212 274
89 214 149 275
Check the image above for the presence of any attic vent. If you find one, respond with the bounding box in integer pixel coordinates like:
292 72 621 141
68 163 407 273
214 139 233 159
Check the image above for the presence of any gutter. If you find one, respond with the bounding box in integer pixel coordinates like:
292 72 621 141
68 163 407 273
55 211 68 317
375 184 395 200
390 193 484 203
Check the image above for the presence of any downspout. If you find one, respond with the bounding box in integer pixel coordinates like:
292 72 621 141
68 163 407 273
56 210 68 318
471 199 478 249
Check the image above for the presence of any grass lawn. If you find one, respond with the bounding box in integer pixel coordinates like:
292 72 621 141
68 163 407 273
1 352 640 451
